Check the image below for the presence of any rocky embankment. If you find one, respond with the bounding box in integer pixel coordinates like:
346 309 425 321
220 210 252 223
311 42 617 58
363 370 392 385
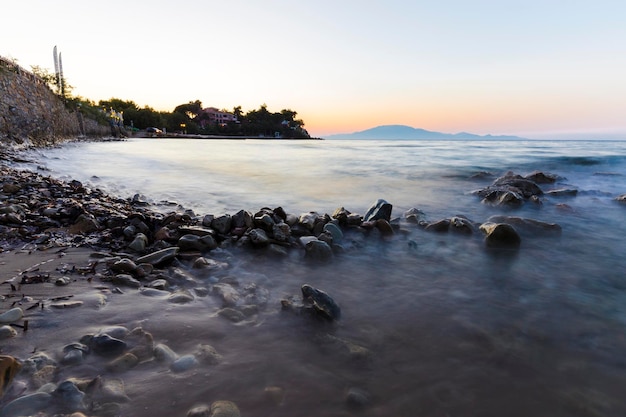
0 57 108 146
1 141 625 416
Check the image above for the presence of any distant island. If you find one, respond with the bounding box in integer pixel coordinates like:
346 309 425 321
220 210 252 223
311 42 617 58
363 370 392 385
324 125 526 140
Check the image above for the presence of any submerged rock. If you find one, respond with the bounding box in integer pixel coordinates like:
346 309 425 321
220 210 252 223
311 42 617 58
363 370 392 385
301 284 341 321
479 222 521 249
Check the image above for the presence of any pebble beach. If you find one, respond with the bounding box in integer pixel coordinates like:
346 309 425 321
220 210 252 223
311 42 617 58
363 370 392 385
2 140 626 417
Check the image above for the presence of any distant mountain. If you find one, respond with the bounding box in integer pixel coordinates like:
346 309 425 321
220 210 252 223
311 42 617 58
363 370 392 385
324 124 525 140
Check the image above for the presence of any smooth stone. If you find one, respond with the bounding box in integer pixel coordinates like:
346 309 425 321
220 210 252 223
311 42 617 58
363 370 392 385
481 189 524 206
0 392 52 417
209 400 241 417
154 343 178 364
375 219 394 236
110 258 138 273
217 308 245 323
111 274 141 288
479 222 521 248
32 365 56 387
192 257 229 272
323 222 343 243
61 349 85 365
136 247 179 266
89 377 131 403
449 216 475 234
98 326 130 340
106 352 139 372
170 354 199 373
139 288 170 297
168 290 195 304
212 283 240 307
90 334 127 357
147 278 169 290
0 307 23 323
178 234 217 251
364 198 393 222
128 233 148 252
0 325 17 340
52 380 86 411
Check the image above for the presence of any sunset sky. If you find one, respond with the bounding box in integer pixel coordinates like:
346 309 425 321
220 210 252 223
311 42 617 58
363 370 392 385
2 0 625 139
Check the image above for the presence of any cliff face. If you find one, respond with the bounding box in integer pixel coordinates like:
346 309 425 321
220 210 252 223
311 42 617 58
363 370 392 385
0 58 108 147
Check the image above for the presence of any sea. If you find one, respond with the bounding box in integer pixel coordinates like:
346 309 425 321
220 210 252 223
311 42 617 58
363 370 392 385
11 138 626 416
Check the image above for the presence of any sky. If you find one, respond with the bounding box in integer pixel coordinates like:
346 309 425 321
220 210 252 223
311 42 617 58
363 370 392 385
2 0 626 139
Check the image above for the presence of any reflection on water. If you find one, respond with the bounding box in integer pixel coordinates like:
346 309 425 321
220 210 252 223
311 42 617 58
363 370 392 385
11 139 626 415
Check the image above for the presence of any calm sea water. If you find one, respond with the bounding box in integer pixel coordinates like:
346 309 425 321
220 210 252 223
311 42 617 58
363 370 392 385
14 139 626 416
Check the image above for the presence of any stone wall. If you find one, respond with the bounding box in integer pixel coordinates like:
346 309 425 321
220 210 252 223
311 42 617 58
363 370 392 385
0 57 109 147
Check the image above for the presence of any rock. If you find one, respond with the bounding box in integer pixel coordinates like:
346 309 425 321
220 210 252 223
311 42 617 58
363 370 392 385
211 214 232 235
69 213 100 234
0 392 52 417
187 404 211 417
302 238 333 261
248 228 270 246
272 222 291 242
178 234 217 251
0 356 21 397
170 354 199 373
546 188 578 197
2 183 21 194
0 326 18 339
0 307 23 323
346 387 371 408
168 290 195 304
106 352 139 372
232 209 253 228
111 274 141 288
192 256 228 272
299 212 320 231
616 194 626 202
524 171 558 184
128 233 148 252
425 218 451 232
136 247 179 266
404 207 426 224
88 334 128 357
492 172 544 198
375 219 394 236
212 283 240 307
479 222 521 248
195 344 222 365
449 216 475 234
52 380 86 412
301 284 341 321
481 189 525 207
217 308 245 323
209 400 241 417
110 258 138 274
486 215 562 235
364 198 393 222
323 222 343 243
154 343 178 364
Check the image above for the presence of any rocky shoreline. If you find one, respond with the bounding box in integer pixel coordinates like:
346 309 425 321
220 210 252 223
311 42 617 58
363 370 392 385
1 142 625 416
